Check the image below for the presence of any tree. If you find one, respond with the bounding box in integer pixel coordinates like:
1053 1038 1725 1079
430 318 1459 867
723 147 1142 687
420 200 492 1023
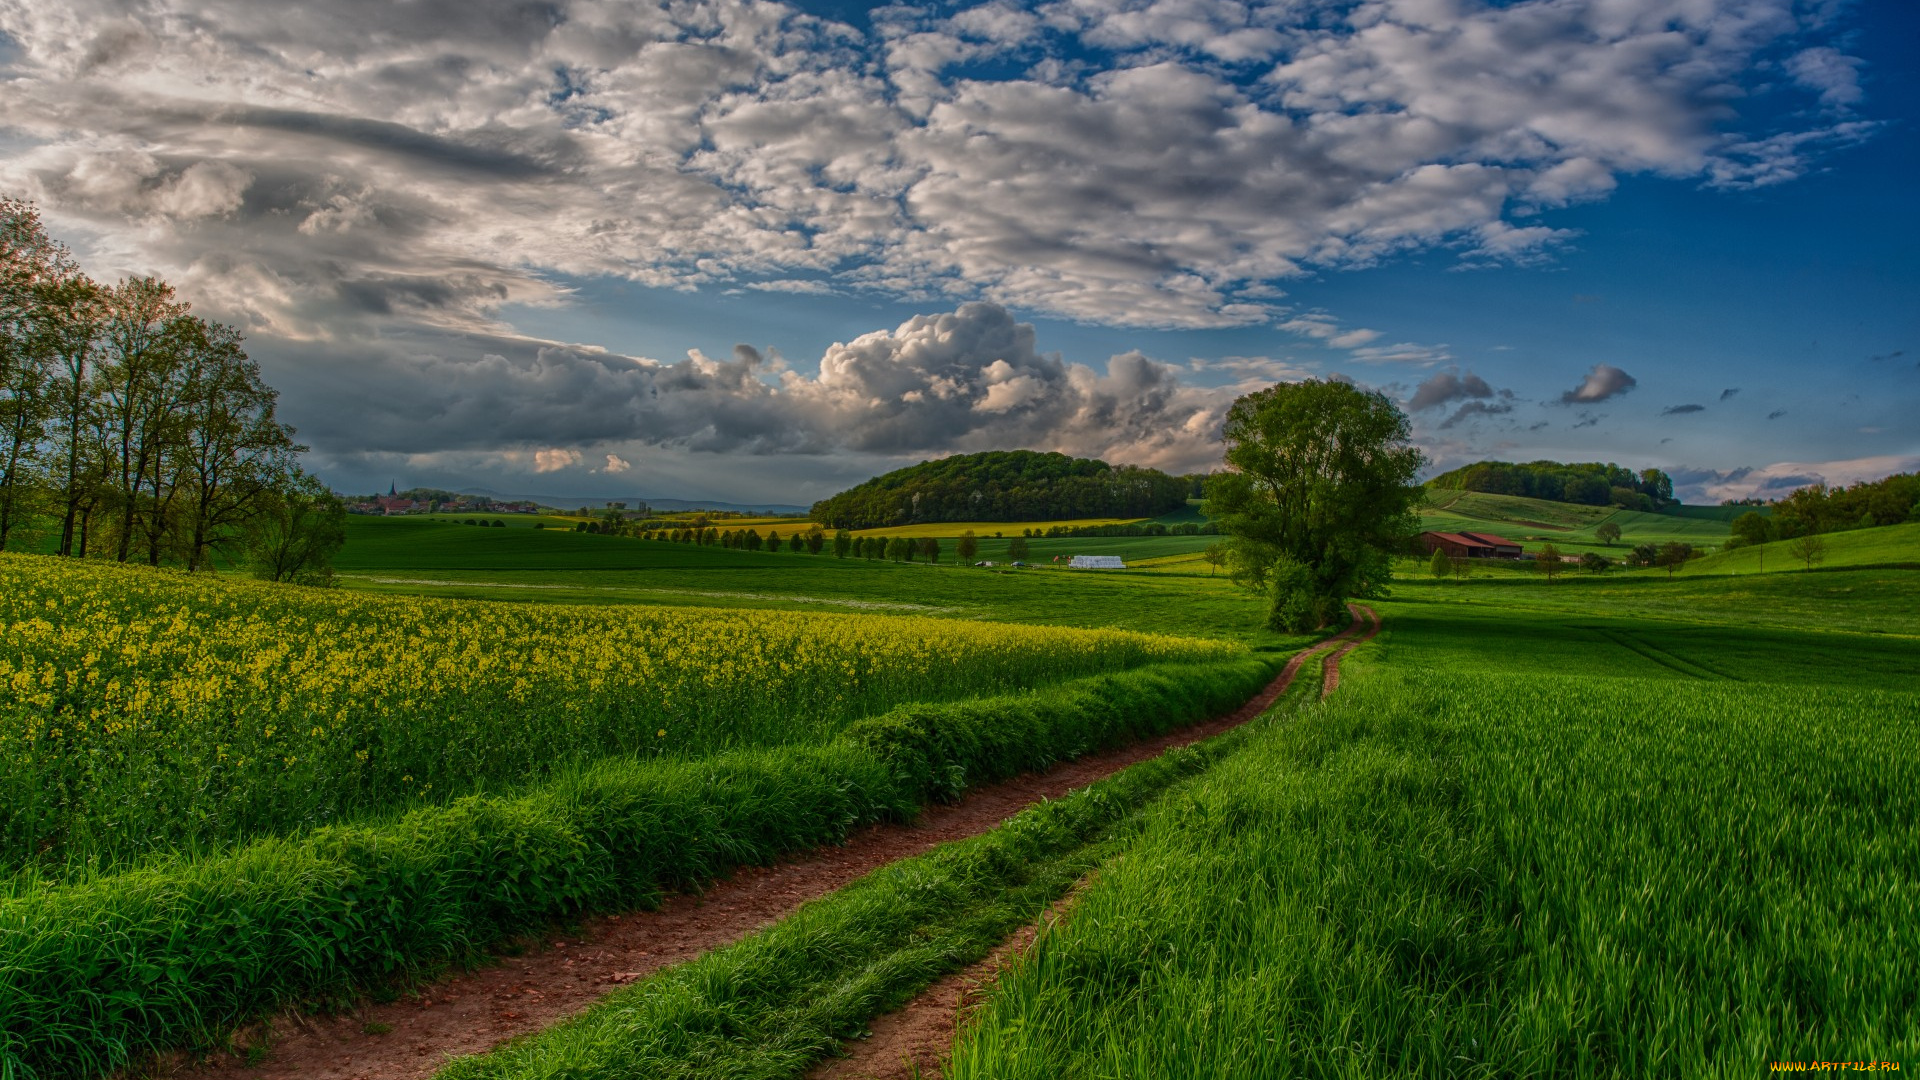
1731 511 1773 547
1205 541 1228 577
1630 542 1659 568
1006 535 1030 561
1535 542 1563 582
918 536 941 563
805 527 825 554
956 530 979 564
1580 551 1611 573
1787 532 1827 570
1655 541 1693 578
766 528 781 550
1428 547 1450 578
246 469 345 585
1204 380 1423 631
1595 521 1622 547
833 528 852 558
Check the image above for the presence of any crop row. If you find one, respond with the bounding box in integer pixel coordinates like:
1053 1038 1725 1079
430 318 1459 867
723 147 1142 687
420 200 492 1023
0 655 1278 1080
0 553 1237 873
948 665 1920 1076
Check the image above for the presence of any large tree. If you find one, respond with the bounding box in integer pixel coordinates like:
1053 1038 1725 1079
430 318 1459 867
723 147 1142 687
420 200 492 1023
1204 380 1424 632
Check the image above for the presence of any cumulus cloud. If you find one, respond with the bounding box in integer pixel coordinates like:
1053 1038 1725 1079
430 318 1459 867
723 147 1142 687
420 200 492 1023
603 454 632 473
1409 369 1494 412
1560 364 1638 404
276 302 1238 476
534 448 584 473
1662 403 1706 415
0 0 1871 338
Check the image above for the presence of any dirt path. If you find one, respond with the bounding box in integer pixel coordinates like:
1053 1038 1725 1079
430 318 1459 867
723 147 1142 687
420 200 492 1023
1320 603 1381 699
171 621 1365 1080
812 603 1382 1080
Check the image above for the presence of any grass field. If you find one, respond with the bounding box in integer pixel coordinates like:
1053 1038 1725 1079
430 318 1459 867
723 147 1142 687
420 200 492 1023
1673 520 1920 576
948 582 1920 1078
10 500 1918 1079
1420 489 1733 554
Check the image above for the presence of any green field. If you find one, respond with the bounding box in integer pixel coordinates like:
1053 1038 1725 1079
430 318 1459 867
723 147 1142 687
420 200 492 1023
1674 520 1920 576
1420 489 1734 554
7 504 1917 1079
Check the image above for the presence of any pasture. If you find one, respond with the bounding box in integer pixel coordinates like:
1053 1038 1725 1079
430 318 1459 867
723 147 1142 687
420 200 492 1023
3 504 1915 1079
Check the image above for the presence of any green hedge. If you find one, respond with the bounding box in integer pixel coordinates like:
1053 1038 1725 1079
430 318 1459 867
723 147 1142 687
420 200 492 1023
0 657 1277 1080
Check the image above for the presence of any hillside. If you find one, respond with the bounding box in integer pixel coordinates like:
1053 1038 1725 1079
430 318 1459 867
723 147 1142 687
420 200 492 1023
1667 520 1920 576
1420 490 1729 553
810 450 1188 530
1426 458 1675 510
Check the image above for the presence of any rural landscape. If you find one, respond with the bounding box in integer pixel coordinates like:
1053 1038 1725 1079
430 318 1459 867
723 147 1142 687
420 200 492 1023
2 0 1917 1077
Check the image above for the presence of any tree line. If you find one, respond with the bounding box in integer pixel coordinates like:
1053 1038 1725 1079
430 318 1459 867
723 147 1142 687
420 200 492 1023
1730 472 1920 546
1427 459 1676 510
0 199 339 580
809 450 1190 530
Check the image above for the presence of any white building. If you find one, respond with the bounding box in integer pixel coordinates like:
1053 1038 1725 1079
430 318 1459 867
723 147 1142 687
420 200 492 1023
1068 555 1126 569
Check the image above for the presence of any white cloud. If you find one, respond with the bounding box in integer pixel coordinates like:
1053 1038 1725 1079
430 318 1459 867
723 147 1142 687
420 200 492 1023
0 0 1866 338
1680 454 1920 504
534 448 583 473
604 453 632 473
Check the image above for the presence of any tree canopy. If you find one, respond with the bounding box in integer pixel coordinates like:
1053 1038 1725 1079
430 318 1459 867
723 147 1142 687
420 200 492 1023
1205 379 1424 632
1426 459 1675 510
809 449 1187 530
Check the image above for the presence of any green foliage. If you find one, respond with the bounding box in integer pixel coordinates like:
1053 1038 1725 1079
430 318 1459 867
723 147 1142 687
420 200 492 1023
1427 458 1675 508
1771 472 1920 538
950 666 1920 1078
956 530 979 564
1579 551 1610 573
809 450 1187 530
1427 546 1449 578
245 469 345 584
0 659 1273 1079
1595 520 1621 546
1205 379 1422 631
1006 535 1029 561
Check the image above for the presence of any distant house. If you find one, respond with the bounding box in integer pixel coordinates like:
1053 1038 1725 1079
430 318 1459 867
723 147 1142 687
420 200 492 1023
1420 531 1523 559
1069 555 1127 569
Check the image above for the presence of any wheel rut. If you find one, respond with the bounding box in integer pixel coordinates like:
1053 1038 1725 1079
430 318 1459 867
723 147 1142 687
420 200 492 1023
171 618 1368 1080
813 603 1380 1080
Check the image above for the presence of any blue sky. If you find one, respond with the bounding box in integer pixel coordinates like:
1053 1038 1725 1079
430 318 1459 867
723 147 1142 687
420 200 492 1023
1 0 1913 505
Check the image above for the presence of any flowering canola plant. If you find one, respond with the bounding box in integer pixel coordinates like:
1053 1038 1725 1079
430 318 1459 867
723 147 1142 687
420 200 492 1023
0 553 1237 872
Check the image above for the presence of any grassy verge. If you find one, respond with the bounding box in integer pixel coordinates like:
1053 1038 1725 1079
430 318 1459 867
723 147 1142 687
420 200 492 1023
948 661 1920 1077
437 689 1283 1080
0 657 1278 1080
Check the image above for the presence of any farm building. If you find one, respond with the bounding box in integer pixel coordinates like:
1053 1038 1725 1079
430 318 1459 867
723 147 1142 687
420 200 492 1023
1420 531 1524 559
1068 555 1127 569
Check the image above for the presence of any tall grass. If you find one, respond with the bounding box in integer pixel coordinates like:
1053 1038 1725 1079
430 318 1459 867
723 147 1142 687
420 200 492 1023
0 553 1237 873
0 657 1278 1080
950 668 1920 1077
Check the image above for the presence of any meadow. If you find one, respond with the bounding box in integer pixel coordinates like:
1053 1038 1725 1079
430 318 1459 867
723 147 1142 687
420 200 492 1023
5 502 1916 1079
1419 489 1733 553
945 586 1920 1078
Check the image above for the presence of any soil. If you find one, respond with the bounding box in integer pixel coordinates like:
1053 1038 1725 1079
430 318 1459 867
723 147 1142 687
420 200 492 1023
166 617 1367 1080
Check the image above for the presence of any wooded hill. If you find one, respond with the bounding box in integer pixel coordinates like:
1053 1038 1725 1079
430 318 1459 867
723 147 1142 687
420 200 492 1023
809 450 1189 530
1426 459 1676 511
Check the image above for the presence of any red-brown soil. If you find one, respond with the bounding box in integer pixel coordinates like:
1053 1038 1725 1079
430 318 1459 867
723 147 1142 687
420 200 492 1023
168 618 1365 1080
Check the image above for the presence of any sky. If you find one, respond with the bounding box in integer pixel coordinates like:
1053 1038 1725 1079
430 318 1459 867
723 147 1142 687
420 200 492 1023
1 0 1914 507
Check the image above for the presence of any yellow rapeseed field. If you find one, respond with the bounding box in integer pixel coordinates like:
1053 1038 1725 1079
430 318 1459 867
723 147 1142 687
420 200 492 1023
0 553 1236 870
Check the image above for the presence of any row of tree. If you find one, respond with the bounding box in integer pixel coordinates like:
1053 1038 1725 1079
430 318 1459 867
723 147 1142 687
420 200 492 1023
809 450 1190 530
0 199 339 579
1426 459 1676 510
1749 473 1920 541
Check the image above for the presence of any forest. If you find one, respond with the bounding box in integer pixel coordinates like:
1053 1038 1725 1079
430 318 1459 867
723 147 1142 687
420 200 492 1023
1426 459 1676 509
809 450 1191 530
